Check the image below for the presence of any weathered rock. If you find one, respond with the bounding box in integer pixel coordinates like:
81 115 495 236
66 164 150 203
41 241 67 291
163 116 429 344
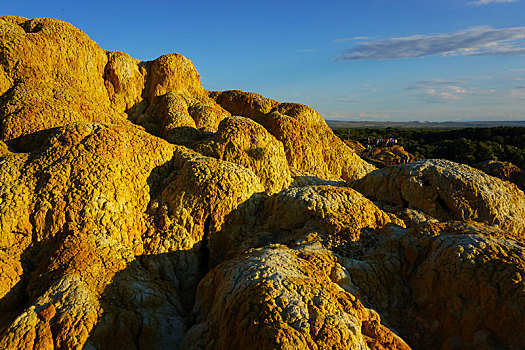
213 90 376 181
103 50 145 114
195 116 292 194
0 17 129 141
133 54 230 140
185 242 410 350
0 122 264 348
2 16 525 350
361 144 415 167
473 159 525 191
209 185 402 268
352 159 525 238
339 221 525 349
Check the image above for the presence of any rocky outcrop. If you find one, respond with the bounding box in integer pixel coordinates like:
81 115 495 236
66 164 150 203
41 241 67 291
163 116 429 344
363 145 414 167
344 141 415 167
195 116 292 194
208 185 402 267
339 221 525 349
185 242 409 350
212 90 376 181
473 159 525 191
1 16 525 350
0 17 129 142
352 159 525 238
0 122 263 348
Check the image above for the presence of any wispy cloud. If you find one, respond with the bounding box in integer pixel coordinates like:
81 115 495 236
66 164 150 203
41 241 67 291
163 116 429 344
408 79 497 103
506 68 525 72
336 26 525 60
333 94 358 103
332 36 370 43
469 0 518 5
407 79 462 90
296 48 316 53
424 89 460 103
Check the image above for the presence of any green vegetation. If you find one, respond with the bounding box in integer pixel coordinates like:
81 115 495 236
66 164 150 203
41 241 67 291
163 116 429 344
332 127 525 168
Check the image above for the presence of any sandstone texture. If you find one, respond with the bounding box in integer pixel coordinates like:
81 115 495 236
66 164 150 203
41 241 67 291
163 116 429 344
352 159 525 238
185 242 409 350
1 16 525 350
339 222 525 349
473 159 525 191
344 141 415 168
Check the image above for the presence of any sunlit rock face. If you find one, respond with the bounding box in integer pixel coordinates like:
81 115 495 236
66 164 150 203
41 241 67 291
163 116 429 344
1 16 524 350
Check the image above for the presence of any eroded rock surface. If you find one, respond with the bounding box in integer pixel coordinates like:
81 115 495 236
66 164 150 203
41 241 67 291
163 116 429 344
352 159 525 238
1 16 525 350
339 222 525 349
185 242 409 350
473 159 525 191
212 90 376 181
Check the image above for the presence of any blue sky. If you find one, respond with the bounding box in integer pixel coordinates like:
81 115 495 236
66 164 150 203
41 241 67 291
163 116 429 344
3 0 525 121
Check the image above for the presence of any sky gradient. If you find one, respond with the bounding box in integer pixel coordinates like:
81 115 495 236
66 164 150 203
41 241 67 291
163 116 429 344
3 0 525 121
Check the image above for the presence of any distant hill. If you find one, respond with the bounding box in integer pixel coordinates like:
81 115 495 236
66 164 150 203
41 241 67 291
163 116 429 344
326 120 525 129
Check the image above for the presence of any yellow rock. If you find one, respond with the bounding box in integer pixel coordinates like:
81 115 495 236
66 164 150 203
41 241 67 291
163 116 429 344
195 116 292 194
2 17 524 350
185 243 410 349
352 159 525 238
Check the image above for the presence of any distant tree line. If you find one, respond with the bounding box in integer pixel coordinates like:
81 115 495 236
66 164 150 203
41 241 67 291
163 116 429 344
332 127 525 169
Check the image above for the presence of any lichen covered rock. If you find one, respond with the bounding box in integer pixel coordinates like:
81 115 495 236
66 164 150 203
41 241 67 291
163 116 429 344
340 222 525 349
185 242 409 350
195 116 292 194
1 16 525 350
212 90 376 181
352 159 525 238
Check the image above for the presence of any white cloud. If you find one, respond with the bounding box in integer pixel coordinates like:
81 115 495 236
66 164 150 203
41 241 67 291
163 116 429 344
333 94 359 103
469 0 518 5
448 85 470 93
507 68 525 72
423 89 461 103
407 79 462 90
332 36 370 43
408 80 497 103
336 26 525 60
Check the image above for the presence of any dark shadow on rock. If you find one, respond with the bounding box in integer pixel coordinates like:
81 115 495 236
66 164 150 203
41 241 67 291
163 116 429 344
85 248 200 350
0 279 28 334
0 230 69 336
4 127 61 153
290 175 348 188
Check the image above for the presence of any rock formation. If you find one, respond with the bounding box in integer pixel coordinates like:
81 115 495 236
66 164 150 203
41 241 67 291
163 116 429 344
1 16 525 350
352 159 525 238
473 159 525 191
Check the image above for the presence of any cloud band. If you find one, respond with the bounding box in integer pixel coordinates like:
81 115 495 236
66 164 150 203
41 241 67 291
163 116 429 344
336 26 525 60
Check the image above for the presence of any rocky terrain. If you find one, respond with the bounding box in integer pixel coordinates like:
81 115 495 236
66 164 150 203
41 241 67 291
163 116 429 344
473 160 525 191
344 140 415 167
0 16 524 349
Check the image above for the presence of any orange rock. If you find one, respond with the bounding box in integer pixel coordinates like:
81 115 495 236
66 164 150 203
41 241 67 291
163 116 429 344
340 222 525 348
195 116 292 193
473 159 525 191
37 304 56 322
213 91 376 181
